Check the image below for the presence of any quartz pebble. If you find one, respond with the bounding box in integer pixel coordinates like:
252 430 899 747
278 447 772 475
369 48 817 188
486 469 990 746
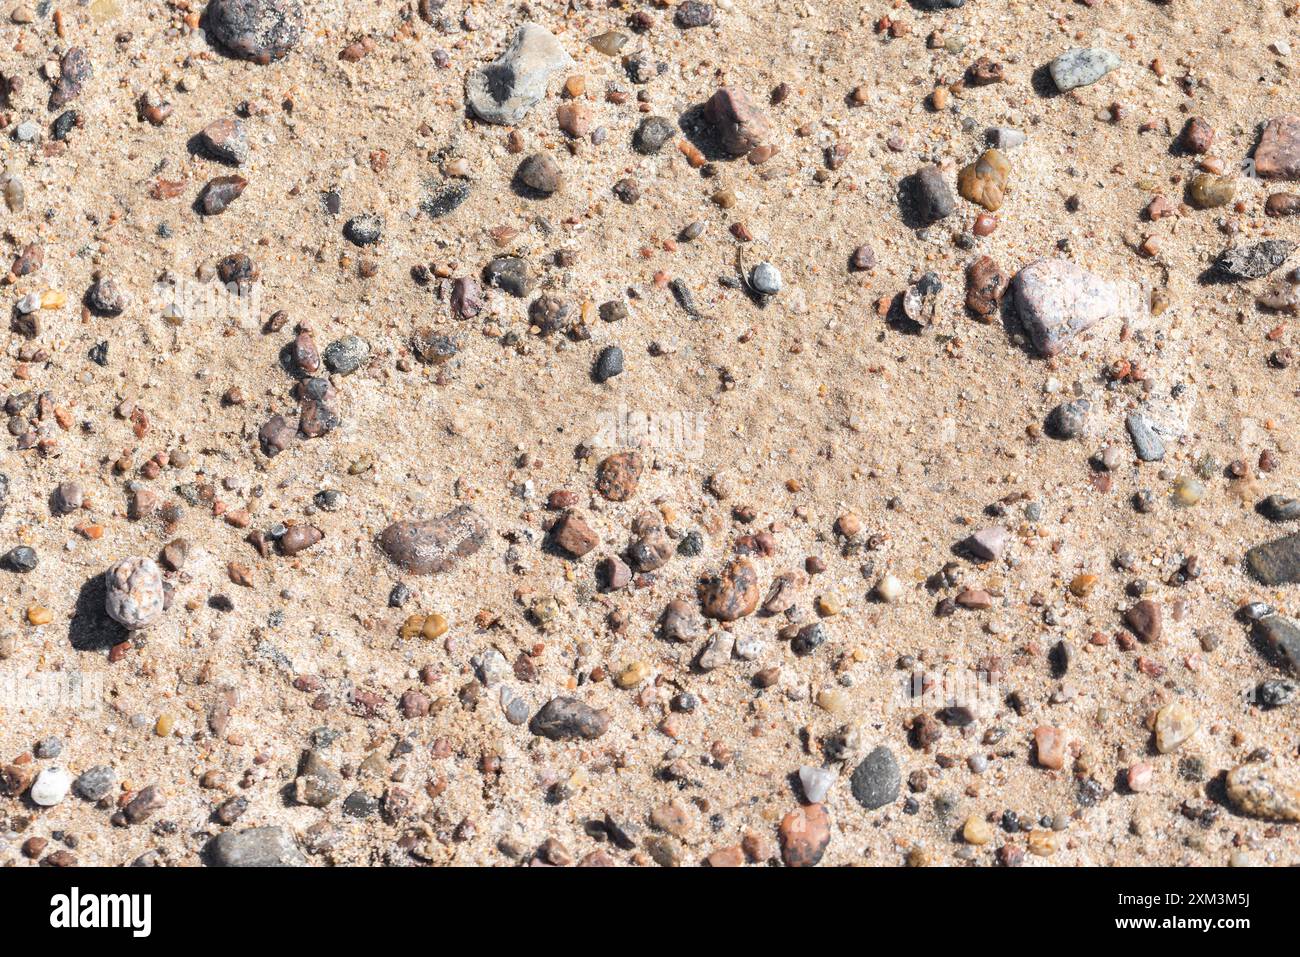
466 23 574 125
1049 48 1120 91
104 557 165 630
1011 259 1122 356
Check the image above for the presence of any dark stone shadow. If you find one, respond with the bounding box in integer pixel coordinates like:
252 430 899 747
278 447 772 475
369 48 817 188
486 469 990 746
884 292 924 335
896 173 934 231
69 573 127 652
998 292 1038 358
1030 63 1062 99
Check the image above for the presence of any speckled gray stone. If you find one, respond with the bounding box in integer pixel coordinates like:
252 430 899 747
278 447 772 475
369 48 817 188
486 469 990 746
1012 258 1120 357
1049 48 1120 91
208 826 306 866
850 745 900 810
1125 412 1165 462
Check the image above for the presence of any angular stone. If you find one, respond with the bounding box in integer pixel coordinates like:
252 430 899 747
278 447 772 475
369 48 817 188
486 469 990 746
199 117 249 165
551 509 599 558
849 746 900 810
698 558 759 621
378 505 489 575
1212 241 1294 280
799 765 835 804
1153 701 1197 753
906 165 955 224
956 149 1010 211
661 598 706 642
530 696 610 740
703 87 774 157
1245 532 1300 586
1049 47 1120 91
1124 599 1162 643
1012 258 1120 356
964 526 1008 561
965 255 1006 318
1225 763 1300 822
1255 115 1300 181
695 632 734 671
466 23 573 125
208 827 306 866
1125 412 1165 462
1034 726 1066 769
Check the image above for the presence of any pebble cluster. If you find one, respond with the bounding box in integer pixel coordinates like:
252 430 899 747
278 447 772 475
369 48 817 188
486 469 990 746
0 0 1297 868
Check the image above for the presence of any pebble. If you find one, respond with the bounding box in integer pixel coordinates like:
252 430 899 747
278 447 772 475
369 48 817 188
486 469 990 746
957 149 1010 211
1245 532 1300 587
703 87 774 157
208 827 306 866
1225 762 1300 822
530 697 610 740
907 165 955 224
698 558 760 620
778 803 830 867
30 766 71 806
1261 494 1300 522
1033 725 1066 769
73 765 114 801
986 126 1025 150
1265 192 1300 217
965 255 1006 318
749 262 782 296
466 23 574 125
593 345 623 382
674 1 715 28
1187 173 1235 209
1254 115 1300 180
964 526 1008 561
104 556 165 629
1049 48 1121 91
516 153 561 195
378 505 489 575
1046 399 1089 440
1252 615 1300 674
550 509 599 557
849 746 900 810
1012 258 1121 357
199 117 249 165
343 214 383 246
3 545 38 572
633 116 676 154
595 451 642 501
1153 702 1197 753
1124 599 1162 643
199 175 247 215
1179 117 1215 154
484 256 531 297
799 765 835 804
1213 241 1294 280
1125 412 1165 462
323 335 369 375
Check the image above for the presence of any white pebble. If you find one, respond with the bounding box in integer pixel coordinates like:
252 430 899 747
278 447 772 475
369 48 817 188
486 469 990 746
30 766 72 806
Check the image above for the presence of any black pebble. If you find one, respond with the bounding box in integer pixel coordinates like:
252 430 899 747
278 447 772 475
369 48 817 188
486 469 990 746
593 345 624 383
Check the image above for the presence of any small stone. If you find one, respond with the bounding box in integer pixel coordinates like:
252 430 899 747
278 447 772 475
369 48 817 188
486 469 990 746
1179 117 1215 154
1212 241 1294 280
422 182 471 218
778 803 831 867
674 1 714 28
1012 258 1122 357
1245 533 1300 587
555 102 591 138
49 47 91 109
466 23 574 125
1187 173 1235 209
1124 599 1162 643
73 765 115 801
1225 762 1300 822
902 272 942 325
661 599 706 642
875 573 904 602
1127 762 1154 793
530 697 610 740
965 526 1008 561
1265 193 1300 217
294 751 341 807
1153 702 1197 753
516 153 561 195
104 557 165 629
749 262 782 295
907 165 955 224
850 746 900 810
30 766 71 806
199 175 247 215
378 505 489 575
962 814 993 845
206 0 303 63
956 149 1011 211
199 117 249 164
323 335 369 375
343 214 383 246
1049 47 1121 92
965 256 1006 317
987 126 1025 150
484 256 531 297
698 558 760 621
633 116 675 154
280 524 322 556
696 632 735 671
595 451 642 502
1252 615 1300 674
851 244 876 271
1255 115 1300 181
799 765 835 804
1046 399 1090 440
55 480 84 513
593 346 624 382
551 510 599 558
1034 726 1067 769
3 546 38 573
703 87 774 157
208 827 306 866
1125 412 1165 462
